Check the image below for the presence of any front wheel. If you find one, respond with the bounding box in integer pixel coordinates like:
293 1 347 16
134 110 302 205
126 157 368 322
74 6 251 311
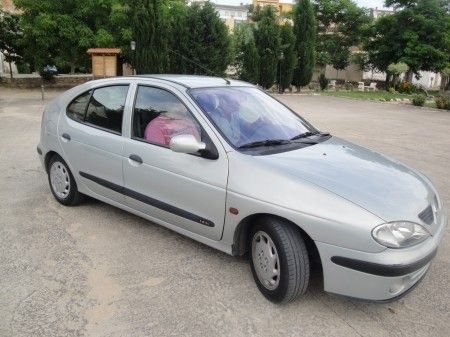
249 217 310 303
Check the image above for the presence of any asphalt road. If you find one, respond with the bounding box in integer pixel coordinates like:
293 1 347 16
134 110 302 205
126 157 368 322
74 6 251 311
0 88 449 337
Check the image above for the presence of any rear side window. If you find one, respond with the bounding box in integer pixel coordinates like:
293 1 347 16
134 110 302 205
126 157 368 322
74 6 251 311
85 86 129 133
67 90 92 122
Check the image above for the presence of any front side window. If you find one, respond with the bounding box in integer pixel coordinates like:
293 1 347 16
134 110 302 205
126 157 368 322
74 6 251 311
67 90 92 122
85 85 129 133
133 86 201 146
190 87 315 148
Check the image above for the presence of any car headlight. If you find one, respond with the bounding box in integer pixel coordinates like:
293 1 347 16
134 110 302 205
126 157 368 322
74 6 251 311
372 221 430 248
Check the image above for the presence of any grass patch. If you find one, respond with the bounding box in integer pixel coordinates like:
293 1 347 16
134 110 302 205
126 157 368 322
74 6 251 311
321 90 411 101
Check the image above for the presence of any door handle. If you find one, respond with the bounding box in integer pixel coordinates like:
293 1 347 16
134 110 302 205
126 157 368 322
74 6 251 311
129 154 143 164
61 133 71 141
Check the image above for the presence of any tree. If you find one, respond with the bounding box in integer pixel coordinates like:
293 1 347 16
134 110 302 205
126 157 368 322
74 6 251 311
248 4 263 22
292 0 316 89
314 0 370 74
0 9 22 78
14 0 121 73
440 67 450 92
234 24 260 84
365 0 450 79
278 23 296 92
128 0 169 74
331 47 350 79
180 2 232 76
387 62 409 84
167 0 189 73
254 6 280 89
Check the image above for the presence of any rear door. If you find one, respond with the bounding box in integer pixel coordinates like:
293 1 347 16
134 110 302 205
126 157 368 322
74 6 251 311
122 84 229 241
58 84 131 203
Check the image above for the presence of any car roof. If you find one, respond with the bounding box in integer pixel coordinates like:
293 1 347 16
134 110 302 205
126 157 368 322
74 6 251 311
134 74 254 89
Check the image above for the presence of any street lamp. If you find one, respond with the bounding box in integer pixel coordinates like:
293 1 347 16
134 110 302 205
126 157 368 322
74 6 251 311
279 51 284 94
130 41 136 75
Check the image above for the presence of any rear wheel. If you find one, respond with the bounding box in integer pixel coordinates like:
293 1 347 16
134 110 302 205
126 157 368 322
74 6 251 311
47 154 83 206
249 217 310 303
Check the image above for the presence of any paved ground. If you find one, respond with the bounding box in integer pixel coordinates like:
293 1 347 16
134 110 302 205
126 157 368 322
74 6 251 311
0 88 449 337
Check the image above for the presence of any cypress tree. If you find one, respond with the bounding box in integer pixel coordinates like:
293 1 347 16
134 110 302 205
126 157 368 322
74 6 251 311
254 6 280 89
167 1 189 73
184 2 232 76
293 0 316 89
234 24 260 84
278 23 297 92
131 0 168 74
241 37 260 84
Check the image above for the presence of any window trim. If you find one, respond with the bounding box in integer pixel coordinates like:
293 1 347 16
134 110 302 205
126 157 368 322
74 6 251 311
131 84 210 151
66 84 130 136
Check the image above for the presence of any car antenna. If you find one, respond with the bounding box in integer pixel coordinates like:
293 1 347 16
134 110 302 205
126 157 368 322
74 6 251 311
168 48 231 84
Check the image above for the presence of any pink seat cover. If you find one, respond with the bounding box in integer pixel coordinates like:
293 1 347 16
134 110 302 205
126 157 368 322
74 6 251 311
144 115 200 146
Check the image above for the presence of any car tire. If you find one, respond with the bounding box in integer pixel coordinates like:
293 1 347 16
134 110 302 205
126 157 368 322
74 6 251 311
249 217 310 303
47 154 83 206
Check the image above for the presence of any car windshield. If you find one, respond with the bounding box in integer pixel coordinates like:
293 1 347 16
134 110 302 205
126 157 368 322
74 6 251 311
190 87 315 148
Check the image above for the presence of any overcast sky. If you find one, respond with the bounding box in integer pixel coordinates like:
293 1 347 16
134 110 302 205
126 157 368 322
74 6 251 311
210 0 388 9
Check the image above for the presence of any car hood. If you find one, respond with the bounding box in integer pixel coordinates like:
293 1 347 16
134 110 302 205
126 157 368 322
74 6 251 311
257 137 438 229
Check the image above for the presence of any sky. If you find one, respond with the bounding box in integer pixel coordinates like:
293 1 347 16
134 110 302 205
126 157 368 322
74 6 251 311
210 0 388 9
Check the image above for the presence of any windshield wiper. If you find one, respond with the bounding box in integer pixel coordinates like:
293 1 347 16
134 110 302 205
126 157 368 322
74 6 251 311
290 131 318 140
238 139 291 149
290 131 330 141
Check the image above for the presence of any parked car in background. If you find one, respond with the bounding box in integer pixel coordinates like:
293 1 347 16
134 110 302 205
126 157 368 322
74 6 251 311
43 64 58 74
37 75 447 303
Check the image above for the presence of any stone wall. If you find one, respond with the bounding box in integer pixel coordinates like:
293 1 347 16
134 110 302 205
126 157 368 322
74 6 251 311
1 74 94 89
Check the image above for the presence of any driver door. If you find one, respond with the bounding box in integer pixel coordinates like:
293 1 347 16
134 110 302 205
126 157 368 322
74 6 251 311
123 84 228 241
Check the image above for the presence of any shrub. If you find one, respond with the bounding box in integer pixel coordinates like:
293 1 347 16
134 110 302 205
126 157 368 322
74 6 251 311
395 80 425 95
308 82 319 91
387 62 409 76
16 62 30 74
412 94 426 106
318 73 329 91
388 87 397 94
435 96 450 110
41 70 55 82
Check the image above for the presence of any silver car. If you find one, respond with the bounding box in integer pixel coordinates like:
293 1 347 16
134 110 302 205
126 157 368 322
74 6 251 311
38 75 447 303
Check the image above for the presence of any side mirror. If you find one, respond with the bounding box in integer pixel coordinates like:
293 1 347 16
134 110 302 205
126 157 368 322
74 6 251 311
169 134 206 154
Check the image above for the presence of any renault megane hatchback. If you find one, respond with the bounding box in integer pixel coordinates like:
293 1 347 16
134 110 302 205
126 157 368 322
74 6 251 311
38 75 447 303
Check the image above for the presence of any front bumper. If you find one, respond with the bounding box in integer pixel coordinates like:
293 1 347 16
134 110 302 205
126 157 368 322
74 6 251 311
316 210 447 301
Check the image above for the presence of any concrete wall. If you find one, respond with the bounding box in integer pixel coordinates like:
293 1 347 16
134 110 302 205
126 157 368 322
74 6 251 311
362 70 442 89
325 63 363 82
324 61 442 89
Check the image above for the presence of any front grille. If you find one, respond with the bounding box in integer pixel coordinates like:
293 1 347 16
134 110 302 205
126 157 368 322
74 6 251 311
419 205 434 225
